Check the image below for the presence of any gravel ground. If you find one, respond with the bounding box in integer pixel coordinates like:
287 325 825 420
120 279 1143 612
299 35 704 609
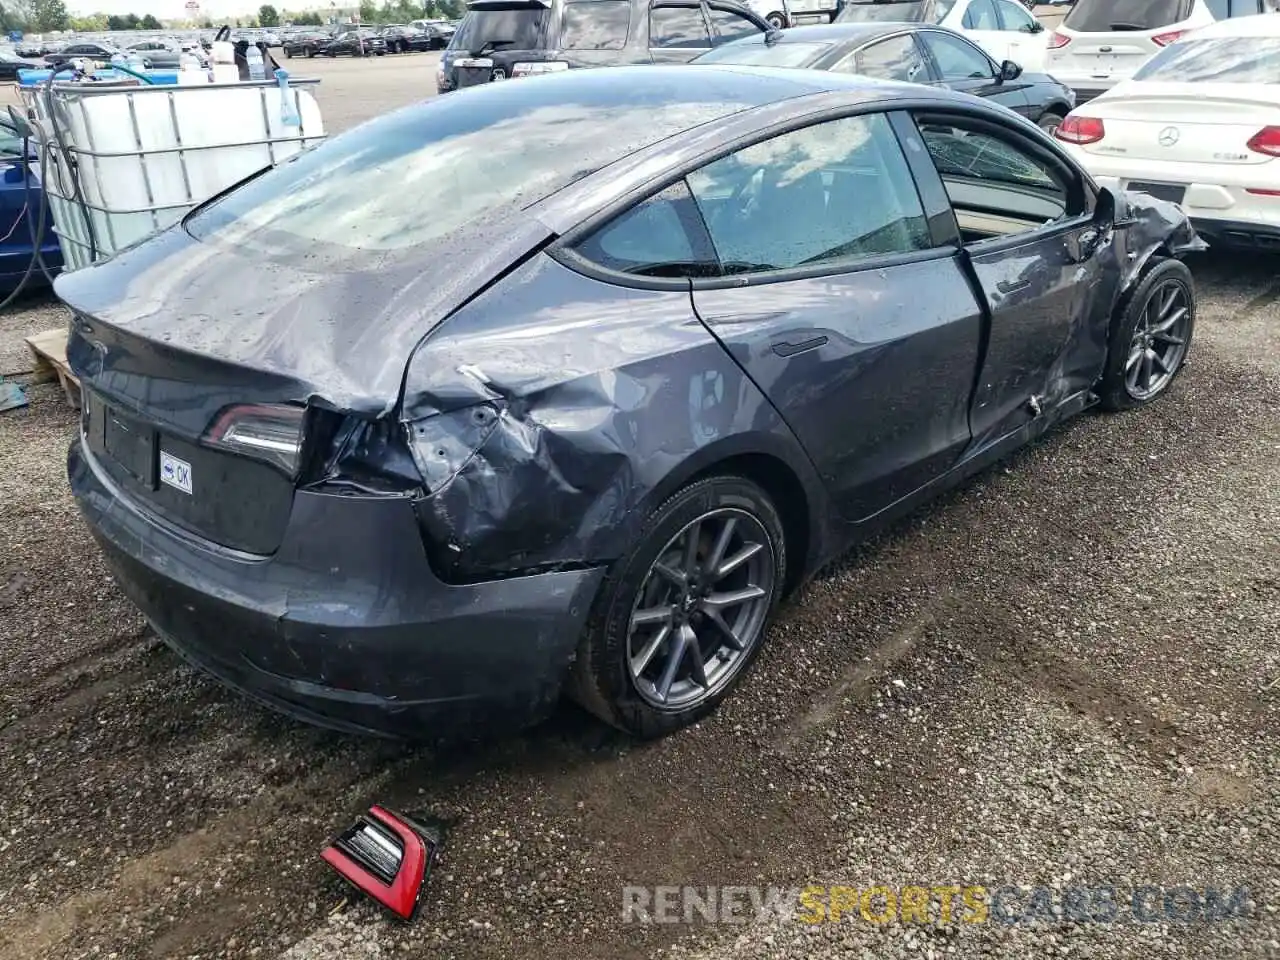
0 52 1278 960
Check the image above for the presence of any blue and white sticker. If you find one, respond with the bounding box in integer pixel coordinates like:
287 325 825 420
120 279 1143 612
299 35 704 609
159 451 193 495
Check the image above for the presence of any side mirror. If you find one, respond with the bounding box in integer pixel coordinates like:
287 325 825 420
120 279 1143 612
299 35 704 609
999 59 1023 81
1094 186 1116 226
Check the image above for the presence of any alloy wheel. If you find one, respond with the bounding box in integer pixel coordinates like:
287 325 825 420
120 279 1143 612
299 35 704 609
1124 278 1191 401
626 508 775 711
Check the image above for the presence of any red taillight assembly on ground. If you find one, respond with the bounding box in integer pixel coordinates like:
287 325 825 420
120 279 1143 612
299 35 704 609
205 403 306 475
1246 126 1280 158
1054 114 1106 145
1151 29 1185 47
1047 31 1071 49
322 806 441 921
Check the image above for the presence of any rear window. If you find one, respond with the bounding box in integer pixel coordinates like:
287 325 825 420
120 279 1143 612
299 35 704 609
562 0 632 49
185 81 760 270
1134 35 1280 81
693 38 833 65
1063 0 1192 32
836 0 954 22
449 4 550 52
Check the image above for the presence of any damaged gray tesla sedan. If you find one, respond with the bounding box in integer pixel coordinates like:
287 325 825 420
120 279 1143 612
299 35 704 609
61 65 1203 740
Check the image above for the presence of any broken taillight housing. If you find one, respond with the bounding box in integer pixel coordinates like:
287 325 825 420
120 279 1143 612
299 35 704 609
1246 126 1280 157
205 403 306 476
321 806 440 921
1151 29 1185 47
1055 114 1106 145
1046 31 1071 49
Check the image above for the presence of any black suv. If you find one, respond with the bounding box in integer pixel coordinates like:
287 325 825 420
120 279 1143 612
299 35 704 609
437 0 769 91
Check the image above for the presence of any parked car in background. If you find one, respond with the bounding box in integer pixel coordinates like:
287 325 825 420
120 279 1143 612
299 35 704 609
0 131 62 294
284 31 333 57
61 65 1202 742
420 20 458 46
0 48 41 79
1055 13 1280 249
127 40 207 69
46 42 145 66
323 29 388 56
381 25 433 52
1046 0 1272 103
836 0 1051 70
694 23 1075 130
438 0 769 92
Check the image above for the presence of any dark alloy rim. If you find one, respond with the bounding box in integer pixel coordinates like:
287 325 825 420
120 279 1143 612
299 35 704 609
1125 278 1191 401
626 508 775 711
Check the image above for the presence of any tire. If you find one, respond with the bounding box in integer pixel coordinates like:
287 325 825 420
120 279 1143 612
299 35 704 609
568 475 787 739
306 48 316 58
1037 111 1064 136
286 47 293 58
1098 257 1195 412
766 11 787 27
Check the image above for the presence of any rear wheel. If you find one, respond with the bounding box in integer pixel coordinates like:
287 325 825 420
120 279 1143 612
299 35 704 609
1098 257 1195 411
569 475 786 739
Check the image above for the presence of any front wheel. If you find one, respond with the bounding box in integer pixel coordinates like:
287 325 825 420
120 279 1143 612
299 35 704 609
1037 111 1065 136
568 475 787 739
285 47 293 58
1098 257 1195 411
766 11 787 27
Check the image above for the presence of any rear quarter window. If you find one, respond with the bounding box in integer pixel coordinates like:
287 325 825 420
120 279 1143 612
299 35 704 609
1063 0 1192 31
562 0 633 49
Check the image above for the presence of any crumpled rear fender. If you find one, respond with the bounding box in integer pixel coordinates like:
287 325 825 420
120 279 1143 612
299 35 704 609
397 253 828 584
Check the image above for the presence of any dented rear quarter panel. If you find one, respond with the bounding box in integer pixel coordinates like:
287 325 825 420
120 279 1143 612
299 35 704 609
401 254 831 583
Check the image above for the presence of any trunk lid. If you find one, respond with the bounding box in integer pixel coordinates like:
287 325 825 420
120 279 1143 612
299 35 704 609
59 213 550 555
1082 84 1280 165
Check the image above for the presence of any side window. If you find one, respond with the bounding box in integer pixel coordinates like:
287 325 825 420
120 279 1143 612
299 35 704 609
915 116 1074 242
650 4 710 47
1204 0 1228 14
705 5 765 44
563 0 633 50
571 181 719 278
962 0 1001 29
1228 0 1264 14
685 113 933 274
920 30 994 79
996 0 1039 32
848 35 930 82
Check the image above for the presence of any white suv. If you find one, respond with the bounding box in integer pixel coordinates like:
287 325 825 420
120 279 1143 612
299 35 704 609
1046 0 1272 103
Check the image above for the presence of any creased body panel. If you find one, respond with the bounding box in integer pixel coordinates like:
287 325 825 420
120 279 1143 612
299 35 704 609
401 254 829 582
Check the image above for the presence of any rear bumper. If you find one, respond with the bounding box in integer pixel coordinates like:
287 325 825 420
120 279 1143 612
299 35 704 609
1062 153 1280 247
68 437 605 739
1188 218 1280 251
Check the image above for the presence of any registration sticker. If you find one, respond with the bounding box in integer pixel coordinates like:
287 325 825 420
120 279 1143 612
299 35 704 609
159 451 193 495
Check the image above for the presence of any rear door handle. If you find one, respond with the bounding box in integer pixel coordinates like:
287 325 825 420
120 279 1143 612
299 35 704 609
772 336 828 358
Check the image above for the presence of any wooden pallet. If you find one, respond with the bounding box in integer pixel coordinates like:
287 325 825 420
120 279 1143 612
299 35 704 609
24 327 80 409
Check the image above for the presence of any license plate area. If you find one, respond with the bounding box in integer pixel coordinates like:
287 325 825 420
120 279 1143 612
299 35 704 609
1127 181 1187 205
103 405 157 488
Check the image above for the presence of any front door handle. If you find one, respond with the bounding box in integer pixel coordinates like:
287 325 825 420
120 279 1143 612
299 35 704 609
996 278 1032 295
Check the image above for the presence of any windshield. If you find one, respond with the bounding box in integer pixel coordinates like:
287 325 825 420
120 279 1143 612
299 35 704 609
450 5 551 52
693 38 834 66
1134 36 1280 82
1064 0 1191 31
185 85 756 272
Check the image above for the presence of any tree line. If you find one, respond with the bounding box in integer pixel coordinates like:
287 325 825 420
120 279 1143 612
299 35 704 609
0 0 464 34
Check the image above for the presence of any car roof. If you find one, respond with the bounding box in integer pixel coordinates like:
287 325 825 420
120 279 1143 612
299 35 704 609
751 22 919 44
1194 11 1280 37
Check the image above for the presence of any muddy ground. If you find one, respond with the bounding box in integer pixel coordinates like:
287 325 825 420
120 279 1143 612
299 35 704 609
0 52 1277 960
